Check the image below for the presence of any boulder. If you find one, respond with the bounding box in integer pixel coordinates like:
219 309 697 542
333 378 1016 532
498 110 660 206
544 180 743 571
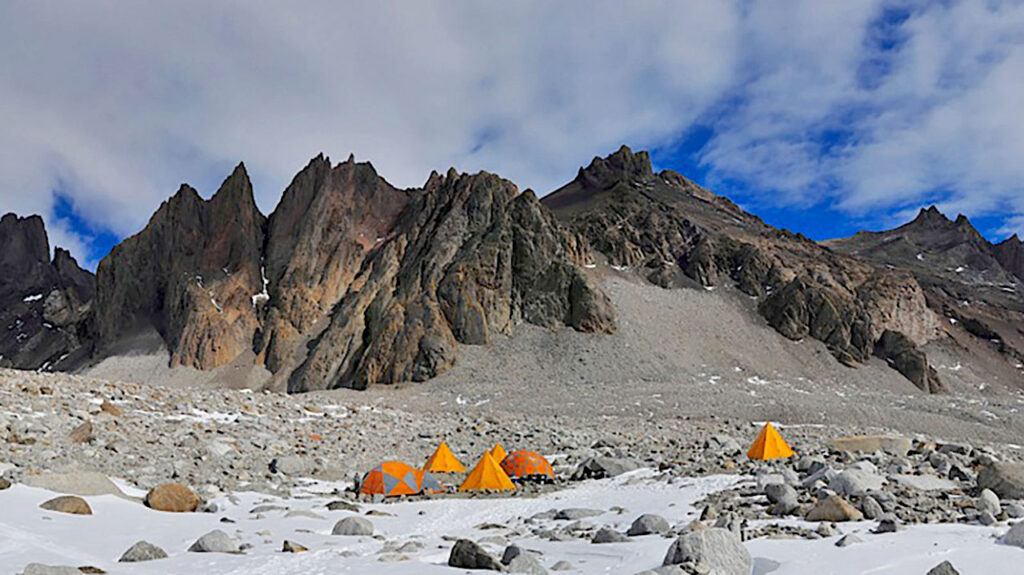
555 508 605 520
764 483 799 516
448 539 503 571
627 514 671 536
551 560 573 571
188 529 240 553
891 474 957 492
332 516 373 536
271 455 310 476
978 462 1024 500
21 565 82 575
145 483 199 512
118 541 168 562
829 469 884 497
977 488 1002 516
827 435 912 457
507 553 548 575
874 514 898 534
22 471 127 498
592 527 630 543
68 421 94 444
861 495 883 520
662 528 752 575
0 477 10 490
926 561 960 575
39 495 92 515
805 495 864 522
573 457 640 479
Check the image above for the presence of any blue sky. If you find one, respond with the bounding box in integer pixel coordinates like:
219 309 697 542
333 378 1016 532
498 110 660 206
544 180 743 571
1 1 1023 268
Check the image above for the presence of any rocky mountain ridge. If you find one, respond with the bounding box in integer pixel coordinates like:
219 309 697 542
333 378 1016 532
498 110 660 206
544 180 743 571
2 147 1021 394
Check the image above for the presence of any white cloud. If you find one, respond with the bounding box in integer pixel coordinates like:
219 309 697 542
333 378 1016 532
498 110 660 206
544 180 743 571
1 0 1022 268
0 0 741 265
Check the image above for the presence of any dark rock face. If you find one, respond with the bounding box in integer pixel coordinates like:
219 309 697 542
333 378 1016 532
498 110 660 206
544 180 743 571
827 207 1024 369
993 234 1024 282
544 146 940 391
759 276 873 366
288 169 615 391
93 164 266 369
256 154 410 373
0 213 94 370
874 330 943 393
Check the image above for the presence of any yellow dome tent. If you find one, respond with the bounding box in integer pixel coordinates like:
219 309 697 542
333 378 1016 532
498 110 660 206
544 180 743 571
747 422 795 460
423 441 466 473
490 442 508 462
458 451 516 492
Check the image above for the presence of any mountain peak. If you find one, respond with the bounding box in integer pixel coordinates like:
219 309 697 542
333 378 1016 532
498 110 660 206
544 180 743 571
912 205 949 224
576 145 653 189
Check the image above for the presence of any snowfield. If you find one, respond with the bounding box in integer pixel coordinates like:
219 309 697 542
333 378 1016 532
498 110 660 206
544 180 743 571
1 470 1019 574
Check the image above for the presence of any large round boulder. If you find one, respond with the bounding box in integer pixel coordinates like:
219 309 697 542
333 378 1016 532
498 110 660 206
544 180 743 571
39 495 92 515
144 483 199 512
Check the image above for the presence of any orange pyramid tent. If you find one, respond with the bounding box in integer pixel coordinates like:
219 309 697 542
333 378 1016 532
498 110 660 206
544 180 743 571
747 422 795 460
490 442 508 462
423 441 466 473
458 451 516 492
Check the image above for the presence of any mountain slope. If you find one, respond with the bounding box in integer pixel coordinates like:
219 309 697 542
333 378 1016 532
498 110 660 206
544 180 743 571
543 146 944 392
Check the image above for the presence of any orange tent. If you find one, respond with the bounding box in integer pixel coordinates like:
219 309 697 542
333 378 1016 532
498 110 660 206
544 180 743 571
458 452 516 492
424 441 466 473
500 450 554 481
490 442 508 462
747 422 795 460
361 461 420 496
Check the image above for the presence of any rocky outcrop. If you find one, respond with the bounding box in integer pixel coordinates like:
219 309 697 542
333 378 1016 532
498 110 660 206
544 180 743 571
0 213 94 371
993 234 1024 282
544 146 941 390
93 163 266 369
874 330 943 393
759 275 873 366
256 154 409 373
288 169 615 391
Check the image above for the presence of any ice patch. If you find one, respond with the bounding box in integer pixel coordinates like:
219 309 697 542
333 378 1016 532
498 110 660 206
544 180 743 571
22 294 42 302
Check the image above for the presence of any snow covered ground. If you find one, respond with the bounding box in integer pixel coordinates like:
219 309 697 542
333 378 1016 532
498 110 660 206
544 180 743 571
0 470 1019 574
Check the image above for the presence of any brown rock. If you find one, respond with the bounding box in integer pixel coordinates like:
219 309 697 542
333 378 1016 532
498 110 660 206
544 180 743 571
39 495 93 515
144 483 199 512
99 401 123 417
805 495 863 522
69 421 94 444
77 567 106 574
0 477 10 490
282 540 308 553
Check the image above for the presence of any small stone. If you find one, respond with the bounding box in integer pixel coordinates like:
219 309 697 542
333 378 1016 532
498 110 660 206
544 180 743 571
39 495 92 515
448 539 503 570
874 514 898 534
188 530 240 554
551 560 573 571
1002 521 1024 548
332 516 374 536
0 477 10 490
592 527 630 543
144 483 199 512
835 534 862 547
506 553 548 574
1006 503 1024 518
118 541 168 562
815 523 835 538
978 511 996 526
282 540 308 553
926 560 961 575
628 514 670 536
326 500 361 512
